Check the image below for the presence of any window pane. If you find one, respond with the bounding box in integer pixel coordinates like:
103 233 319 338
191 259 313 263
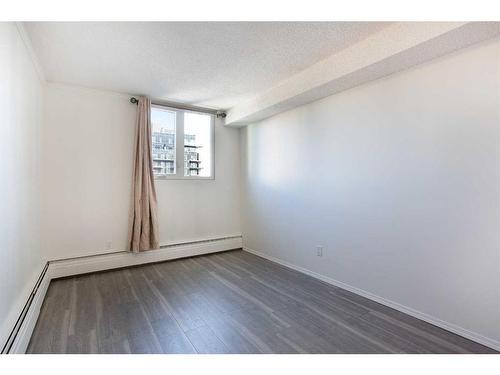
151 107 176 177
184 112 212 177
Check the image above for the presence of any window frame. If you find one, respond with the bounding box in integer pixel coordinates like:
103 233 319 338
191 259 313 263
151 104 215 181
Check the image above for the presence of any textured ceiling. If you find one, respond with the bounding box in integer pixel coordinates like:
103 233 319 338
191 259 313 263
225 22 500 126
24 22 389 109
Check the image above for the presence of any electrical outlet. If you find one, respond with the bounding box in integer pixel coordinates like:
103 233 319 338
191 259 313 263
316 245 323 257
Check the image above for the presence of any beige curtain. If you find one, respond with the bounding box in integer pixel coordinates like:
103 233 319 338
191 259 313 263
128 96 160 252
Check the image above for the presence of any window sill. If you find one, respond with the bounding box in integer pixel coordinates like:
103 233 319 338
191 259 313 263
154 176 215 181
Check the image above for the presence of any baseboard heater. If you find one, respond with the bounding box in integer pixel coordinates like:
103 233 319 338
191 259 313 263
1 262 49 354
47 235 243 266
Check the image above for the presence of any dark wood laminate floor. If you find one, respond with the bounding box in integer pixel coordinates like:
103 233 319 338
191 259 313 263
27 250 496 354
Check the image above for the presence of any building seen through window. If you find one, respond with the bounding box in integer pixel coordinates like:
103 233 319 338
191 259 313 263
151 106 212 178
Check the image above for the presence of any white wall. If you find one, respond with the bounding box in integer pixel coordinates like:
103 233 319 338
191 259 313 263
43 83 241 260
240 37 500 346
0 23 45 348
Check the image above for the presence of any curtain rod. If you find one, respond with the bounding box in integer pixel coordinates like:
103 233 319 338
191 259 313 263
130 97 226 118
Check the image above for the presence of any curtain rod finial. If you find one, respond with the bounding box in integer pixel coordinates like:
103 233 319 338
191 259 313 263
130 97 139 105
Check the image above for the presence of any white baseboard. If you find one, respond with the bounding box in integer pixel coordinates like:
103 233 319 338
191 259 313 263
48 236 243 279
8 267 51 354
7 236 242 353
243 246 500 352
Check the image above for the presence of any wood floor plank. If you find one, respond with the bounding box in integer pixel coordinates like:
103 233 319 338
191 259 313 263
26 250 497 354
184 325 231 354
27 278 74 353
188 292 268 353
150 316 196 354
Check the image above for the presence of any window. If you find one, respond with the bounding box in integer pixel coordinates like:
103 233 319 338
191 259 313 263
151 105 214 179
151 107 176 176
